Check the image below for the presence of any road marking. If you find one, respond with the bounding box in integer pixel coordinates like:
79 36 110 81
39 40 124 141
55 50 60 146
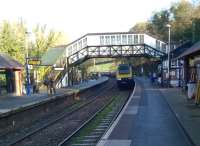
97 139 131 146
125 106 139 115
132 95 140 99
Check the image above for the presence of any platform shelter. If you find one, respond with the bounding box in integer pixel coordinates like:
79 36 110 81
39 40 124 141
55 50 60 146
0 54 23 96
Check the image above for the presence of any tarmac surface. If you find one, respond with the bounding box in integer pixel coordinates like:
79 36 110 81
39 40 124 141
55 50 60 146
0 77 108 114
98 77 196 146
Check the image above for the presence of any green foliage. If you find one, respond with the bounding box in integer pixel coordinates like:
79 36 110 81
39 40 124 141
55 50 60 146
0 20 64 63
129 22 149 33
0 19 66 83
0 20 26 63
130 0 200 43
31 25 63 58
170 1 194 41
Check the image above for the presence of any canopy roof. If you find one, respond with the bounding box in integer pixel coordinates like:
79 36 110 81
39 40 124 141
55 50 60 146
161 41 193 60
41 47 66 66
177 41 200 59
0 54 23 70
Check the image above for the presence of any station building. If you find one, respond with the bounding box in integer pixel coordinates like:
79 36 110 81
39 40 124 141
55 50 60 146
177 41 200 84
161 40 200 99
161 41 193 87
0 54 23 96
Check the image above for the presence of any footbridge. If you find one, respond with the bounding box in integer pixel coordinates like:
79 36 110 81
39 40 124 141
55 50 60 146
41 32 167 87
66 32 167 65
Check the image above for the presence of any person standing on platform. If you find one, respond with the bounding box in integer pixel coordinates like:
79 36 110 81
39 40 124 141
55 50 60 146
31 76 36 94
43 77 50 94
49 76 56 95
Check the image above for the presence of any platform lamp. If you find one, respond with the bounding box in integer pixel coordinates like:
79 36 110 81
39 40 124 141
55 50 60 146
166 24 171 87
25 31 31 95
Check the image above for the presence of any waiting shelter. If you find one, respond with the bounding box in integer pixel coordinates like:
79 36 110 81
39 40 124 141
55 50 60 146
0 54 23 96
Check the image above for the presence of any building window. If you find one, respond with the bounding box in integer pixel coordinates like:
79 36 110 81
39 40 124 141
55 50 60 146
122 35 127 44
105 36 110 45
171 60 176 67
78 41 82 50
68 46 72 55
100 36 104 45
156 40 160 50
128 35 133 44
134 35 138 44
73 43 77 52
139 35 144 43
111 35 115 44
116 35 121 45
162 43 167 53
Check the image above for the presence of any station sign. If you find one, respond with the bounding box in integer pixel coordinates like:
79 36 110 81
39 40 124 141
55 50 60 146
28 59 41 65
54 67 64 71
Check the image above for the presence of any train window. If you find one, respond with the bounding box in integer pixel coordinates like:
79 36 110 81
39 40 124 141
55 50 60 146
118 64 130 74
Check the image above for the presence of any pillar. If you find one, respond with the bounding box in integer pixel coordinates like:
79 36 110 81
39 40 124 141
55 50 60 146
14 70 23 96
183 57 189 89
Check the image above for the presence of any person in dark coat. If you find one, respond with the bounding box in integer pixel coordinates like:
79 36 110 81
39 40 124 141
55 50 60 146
49 77 56 94
43 77 50 94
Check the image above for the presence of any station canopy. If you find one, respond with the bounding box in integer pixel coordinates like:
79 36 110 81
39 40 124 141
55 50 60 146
41 46 66 66
177 41 200 58
0 54 23 70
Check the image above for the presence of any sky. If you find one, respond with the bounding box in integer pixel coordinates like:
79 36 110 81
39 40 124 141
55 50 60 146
0 0 185 42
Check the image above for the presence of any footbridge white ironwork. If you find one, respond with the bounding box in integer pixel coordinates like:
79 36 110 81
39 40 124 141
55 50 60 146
66 32 167 66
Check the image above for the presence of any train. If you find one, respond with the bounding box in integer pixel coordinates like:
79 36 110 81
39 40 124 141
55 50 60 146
116 64 134 89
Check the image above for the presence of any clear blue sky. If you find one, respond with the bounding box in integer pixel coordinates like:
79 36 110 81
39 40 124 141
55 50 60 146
0 0 190 41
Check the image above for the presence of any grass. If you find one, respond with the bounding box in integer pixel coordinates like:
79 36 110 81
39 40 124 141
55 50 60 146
67 93 126 145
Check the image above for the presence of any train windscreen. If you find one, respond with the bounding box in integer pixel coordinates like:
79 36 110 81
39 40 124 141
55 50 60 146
118 65 130 74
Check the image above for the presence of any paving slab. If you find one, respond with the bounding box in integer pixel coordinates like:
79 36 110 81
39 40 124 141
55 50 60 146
160 87 199 146
98 77 193 146
0 77 108 115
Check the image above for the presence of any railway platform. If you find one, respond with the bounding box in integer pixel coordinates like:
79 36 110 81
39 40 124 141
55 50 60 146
98 77 200 146
0 77 108 116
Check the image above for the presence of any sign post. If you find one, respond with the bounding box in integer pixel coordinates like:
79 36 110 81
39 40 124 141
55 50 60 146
28 59 41 65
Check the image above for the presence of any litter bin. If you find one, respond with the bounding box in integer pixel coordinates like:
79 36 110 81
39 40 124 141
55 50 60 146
187 82 196 99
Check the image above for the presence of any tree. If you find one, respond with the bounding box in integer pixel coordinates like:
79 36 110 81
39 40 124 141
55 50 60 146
30 24 64 58
149 10 170 40
129 22 149 33
0 20 27 63
170 0 194 42
129 0 196 43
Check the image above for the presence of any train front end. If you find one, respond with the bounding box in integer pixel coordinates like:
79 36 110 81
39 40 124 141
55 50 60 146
116 64 134 89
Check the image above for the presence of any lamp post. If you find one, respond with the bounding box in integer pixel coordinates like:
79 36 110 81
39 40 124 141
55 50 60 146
166 24 171 87
25 31 31 95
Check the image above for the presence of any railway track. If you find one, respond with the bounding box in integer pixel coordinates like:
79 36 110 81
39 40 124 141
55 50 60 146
58 89 131 146
6 80 121 146
0 79 111 146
